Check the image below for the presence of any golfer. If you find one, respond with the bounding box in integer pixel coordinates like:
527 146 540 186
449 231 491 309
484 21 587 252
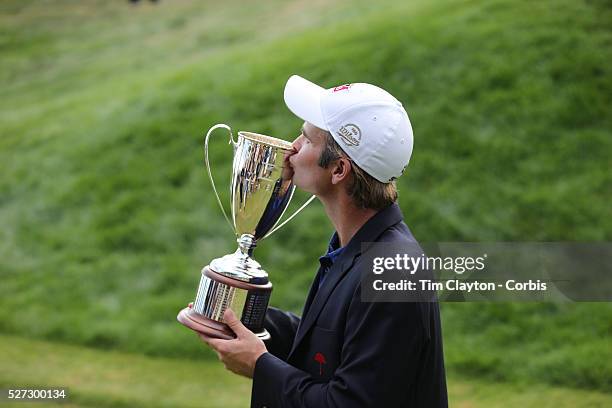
199 75 448 407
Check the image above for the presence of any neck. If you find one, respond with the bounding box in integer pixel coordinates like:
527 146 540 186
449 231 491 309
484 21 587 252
318 191 378 247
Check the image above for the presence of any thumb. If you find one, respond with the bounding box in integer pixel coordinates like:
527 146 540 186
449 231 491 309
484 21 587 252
223 309 249 337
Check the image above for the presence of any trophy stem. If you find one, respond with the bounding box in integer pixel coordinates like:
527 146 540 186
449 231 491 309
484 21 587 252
238 234 257 256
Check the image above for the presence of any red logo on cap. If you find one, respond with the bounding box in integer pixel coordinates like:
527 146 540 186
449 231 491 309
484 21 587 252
332 84 352 93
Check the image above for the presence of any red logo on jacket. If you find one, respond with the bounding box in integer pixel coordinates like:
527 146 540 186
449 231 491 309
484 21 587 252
314 352 327 375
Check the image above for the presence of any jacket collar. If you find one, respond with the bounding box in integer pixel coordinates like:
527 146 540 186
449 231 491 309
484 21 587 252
288 203 404 359
333 202 404 264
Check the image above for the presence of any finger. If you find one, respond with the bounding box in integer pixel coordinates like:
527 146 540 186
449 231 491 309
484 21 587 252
206 337 229 352
198 333 224 351
198 333 212 345
223 309 250 337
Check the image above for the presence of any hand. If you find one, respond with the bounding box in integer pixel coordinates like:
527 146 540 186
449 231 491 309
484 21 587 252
198 309 268 378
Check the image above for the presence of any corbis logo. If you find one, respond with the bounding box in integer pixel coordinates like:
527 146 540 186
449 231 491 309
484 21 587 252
337 124 361 146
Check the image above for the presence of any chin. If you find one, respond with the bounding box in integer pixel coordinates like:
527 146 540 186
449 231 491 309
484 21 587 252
292 179 305 190
291 178 310 193
289 172 302 188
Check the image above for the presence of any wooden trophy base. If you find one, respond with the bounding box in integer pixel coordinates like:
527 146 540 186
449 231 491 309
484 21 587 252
177 303 235 339
177 303 270 340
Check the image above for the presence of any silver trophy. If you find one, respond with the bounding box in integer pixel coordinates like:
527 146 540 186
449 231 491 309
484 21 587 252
177 124 315 339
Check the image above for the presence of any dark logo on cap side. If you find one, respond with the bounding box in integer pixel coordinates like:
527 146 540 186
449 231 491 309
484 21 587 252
338 124 361 146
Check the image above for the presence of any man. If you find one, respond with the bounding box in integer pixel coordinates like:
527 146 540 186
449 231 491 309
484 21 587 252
199 75 448 407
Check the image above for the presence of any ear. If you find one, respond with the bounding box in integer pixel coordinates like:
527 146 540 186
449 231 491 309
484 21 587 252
330 157 352 185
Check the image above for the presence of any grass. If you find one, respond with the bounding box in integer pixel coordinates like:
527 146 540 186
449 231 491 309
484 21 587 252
0 334 251 408
0 0 611 397
1 334 611 408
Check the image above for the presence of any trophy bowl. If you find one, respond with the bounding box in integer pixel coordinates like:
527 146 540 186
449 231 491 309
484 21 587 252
177 124 314 340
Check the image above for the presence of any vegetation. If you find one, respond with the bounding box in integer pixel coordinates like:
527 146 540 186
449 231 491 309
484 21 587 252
1 334 611 408
1 0 610 400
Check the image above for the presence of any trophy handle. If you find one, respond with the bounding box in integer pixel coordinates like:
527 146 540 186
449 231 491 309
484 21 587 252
204 124 237 234
262 194 317 239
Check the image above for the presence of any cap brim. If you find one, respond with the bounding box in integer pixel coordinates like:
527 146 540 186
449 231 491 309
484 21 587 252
284 75 327 131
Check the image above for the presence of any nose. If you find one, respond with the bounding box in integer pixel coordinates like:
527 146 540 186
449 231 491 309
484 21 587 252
291 135 304 151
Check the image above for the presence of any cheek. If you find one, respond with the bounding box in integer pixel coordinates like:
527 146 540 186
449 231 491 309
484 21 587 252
292 144 321 171
304 145 320 163
294 149 313 165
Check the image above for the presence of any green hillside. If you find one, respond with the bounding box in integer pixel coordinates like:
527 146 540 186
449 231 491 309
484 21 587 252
1 0 611 396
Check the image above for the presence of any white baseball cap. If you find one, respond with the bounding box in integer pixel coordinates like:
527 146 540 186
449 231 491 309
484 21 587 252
284 74 413 183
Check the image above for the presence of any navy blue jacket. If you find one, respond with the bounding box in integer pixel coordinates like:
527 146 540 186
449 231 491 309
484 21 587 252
251 203 448 407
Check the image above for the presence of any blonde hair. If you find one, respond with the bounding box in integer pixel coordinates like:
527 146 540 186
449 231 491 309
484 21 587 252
318 131 398 210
